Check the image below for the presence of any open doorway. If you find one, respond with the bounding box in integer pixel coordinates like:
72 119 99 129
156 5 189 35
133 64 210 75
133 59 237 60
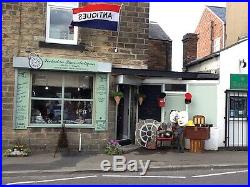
138 85 162 122
116 85 137 143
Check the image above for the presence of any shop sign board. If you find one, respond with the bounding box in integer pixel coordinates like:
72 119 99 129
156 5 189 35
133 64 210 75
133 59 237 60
14 69 30 129
13 56 112 73
95 74 108 131
230 74 248 90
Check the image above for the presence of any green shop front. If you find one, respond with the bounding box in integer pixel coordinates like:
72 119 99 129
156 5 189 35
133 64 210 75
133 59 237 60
13 56 111 150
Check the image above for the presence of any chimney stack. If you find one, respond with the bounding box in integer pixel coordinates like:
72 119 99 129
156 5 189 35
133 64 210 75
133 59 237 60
182 33 198 68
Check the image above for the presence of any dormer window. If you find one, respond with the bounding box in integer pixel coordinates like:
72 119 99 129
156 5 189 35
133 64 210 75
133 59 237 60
46 2 79 45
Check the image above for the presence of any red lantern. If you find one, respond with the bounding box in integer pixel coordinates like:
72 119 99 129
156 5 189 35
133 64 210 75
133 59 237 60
185 92 192 104
158 97 165 107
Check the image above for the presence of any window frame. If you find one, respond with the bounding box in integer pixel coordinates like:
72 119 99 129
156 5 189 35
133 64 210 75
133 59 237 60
213 37 221 52
229 96 248 120
164 84 187 94
46 2 79 45
29 71 95 128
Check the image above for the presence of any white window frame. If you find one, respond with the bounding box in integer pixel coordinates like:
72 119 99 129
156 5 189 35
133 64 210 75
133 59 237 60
30 72 94 128
213 37 221 52
46 2 79 45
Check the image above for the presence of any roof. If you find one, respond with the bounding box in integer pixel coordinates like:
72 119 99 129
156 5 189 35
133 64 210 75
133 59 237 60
185 53 220 68
149 22 172 41
207 6 226 23
112 68 219 80
185 37 248 68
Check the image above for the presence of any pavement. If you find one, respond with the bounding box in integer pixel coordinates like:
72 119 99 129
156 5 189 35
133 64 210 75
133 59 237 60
2 148 248 176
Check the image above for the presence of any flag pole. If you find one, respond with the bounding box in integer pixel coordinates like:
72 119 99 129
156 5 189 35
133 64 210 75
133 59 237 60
115 3 123 53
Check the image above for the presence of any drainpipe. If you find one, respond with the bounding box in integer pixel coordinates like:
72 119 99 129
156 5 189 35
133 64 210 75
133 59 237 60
79 133 82 152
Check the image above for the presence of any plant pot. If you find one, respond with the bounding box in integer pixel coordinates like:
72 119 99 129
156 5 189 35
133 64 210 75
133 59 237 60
114 96 121 105
138 96 144 105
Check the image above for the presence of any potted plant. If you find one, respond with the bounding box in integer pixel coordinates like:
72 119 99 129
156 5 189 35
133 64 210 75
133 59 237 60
137 93 146 106
111 91 124 105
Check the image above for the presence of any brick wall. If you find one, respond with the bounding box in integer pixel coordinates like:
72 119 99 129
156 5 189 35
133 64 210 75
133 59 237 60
2 2 151 152
148 39 172 71
195 8 224 59
182 33 198 67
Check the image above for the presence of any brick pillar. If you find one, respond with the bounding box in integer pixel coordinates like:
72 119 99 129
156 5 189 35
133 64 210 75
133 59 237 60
182 33 198 68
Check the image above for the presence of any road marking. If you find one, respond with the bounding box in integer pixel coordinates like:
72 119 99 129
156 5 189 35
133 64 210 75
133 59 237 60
102 174 186 179
192 170 248 178
6 175 97 185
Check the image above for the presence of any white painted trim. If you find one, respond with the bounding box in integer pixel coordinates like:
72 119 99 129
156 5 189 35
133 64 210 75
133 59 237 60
46 3 79 45
142 78 219 85
206 7 225 24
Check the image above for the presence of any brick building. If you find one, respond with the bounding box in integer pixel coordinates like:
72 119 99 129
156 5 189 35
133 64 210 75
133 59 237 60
2 2 174 152
182 6 226 67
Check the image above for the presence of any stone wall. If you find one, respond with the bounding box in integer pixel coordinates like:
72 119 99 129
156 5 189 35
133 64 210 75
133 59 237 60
148 39 172 71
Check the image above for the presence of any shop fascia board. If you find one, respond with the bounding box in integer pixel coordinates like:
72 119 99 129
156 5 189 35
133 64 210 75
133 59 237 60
13 56 112 73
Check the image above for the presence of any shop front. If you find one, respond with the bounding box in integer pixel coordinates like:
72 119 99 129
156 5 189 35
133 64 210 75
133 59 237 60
13 56 111 150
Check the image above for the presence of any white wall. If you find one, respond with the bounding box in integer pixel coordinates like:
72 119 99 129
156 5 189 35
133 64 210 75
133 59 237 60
217 39 248 147
186 39 248 148
187 56 220 73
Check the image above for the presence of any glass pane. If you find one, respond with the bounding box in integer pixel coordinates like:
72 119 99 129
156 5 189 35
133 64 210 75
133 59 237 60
165 84 186 92
49 7 74 40
64 74 93 99
32 72 62 98
31 100 61 124
229 96 247 118
63 101 92 124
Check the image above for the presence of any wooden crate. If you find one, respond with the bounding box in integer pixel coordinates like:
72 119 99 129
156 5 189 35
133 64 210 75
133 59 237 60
190 139 204 153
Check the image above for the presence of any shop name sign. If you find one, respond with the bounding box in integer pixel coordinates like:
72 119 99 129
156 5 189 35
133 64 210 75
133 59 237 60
78 12 113 21
13 56 111 73
230 74 248 90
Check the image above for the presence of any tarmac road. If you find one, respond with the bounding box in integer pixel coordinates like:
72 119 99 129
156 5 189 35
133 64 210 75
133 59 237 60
3 168 248 185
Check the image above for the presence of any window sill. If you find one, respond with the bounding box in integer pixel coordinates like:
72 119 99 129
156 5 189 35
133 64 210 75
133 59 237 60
39 41 87 52
28 124 95 129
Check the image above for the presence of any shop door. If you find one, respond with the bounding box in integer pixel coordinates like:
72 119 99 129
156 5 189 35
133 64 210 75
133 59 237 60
117 85 137 142
138 85 161 122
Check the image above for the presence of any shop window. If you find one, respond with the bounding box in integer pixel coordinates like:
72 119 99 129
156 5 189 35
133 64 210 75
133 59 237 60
165 84 186 92
31 71 93 126
46 2 78 45
229 96 247 118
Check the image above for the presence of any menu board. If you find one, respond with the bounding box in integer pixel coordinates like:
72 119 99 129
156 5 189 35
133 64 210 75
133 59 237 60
95 74 108 131
14 69 30 129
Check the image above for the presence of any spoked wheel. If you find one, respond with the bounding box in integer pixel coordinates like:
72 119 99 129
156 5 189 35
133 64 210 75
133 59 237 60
135 120 160 148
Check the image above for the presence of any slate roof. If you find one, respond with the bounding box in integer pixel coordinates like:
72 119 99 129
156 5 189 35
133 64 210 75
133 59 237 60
149 22 172 41
207 6 226 23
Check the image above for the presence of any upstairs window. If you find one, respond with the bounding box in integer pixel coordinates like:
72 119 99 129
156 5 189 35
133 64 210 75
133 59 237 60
213 37 221 52
46 2 79 45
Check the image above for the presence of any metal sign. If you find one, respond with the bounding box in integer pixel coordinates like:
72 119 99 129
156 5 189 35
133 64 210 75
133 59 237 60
230 74 248 90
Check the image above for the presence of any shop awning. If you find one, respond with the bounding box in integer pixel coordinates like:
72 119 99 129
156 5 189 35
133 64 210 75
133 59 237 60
112 68 219 80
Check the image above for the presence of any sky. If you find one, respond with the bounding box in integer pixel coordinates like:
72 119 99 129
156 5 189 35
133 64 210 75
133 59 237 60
149 2 226 72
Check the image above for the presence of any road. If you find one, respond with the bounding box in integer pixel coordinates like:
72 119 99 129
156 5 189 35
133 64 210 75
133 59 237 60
3 168 248 185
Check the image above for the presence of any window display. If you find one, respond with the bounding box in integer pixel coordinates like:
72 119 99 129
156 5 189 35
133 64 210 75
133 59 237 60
30 71 93 126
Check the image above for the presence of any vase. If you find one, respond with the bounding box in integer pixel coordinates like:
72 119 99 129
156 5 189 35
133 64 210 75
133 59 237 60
138 97 144 105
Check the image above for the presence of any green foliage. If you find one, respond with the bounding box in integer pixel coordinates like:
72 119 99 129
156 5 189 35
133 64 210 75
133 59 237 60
3 138 31 157
111 91 124 98
104 139 123 155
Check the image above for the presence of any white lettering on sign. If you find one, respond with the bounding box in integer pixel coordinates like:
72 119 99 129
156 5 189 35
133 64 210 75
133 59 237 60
100 156 151 176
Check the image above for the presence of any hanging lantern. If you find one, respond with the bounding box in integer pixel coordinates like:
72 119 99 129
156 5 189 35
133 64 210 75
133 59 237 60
185 92 192 104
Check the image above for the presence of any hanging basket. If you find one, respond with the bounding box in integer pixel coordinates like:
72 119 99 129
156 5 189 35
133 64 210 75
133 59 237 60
138 96 144 106
114 96 121 105
111 91 124 105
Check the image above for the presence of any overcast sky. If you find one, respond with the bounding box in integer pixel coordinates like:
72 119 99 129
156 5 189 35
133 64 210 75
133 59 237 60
149 2 226 71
